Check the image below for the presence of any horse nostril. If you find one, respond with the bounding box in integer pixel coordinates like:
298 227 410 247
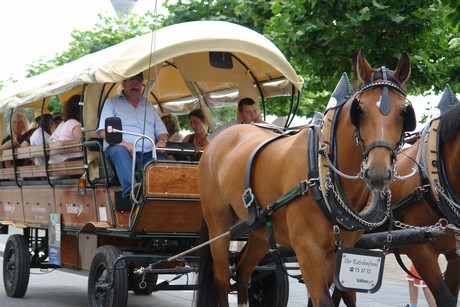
363 168 370 180
387 169 393 180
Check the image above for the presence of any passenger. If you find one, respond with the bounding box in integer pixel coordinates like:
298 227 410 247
50 95 83 163
1 112 30 167
161 113 183 142
182 109 209 161
97 72 168 200
49 112 64 142
160 113 183 160
21 109 53 165
183 109 209 149
238 97 265 124
1 112 30 150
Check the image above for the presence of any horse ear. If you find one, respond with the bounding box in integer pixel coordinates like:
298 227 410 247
357 49 373 82
349 98 361 128
394 52 411 84
403 104 417 132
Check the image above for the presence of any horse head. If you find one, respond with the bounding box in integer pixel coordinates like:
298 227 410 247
348 50 416 191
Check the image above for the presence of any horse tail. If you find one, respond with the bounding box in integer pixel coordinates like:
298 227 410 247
195 218 220 307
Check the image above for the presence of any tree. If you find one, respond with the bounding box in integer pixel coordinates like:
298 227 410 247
164 0 459 116
10 2 460 119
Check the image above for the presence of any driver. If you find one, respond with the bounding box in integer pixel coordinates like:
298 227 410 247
97 72 168 200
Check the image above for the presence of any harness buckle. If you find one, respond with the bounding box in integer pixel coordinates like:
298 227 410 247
333 225 340 235
300 180 309 195
413 186 424 201
386 233 393 243
242 188 255 208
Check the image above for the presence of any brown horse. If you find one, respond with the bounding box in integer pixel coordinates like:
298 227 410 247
196 50 415 307
387 99 460 306
333 87 460 307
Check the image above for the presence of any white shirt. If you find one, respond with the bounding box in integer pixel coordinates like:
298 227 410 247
29 127 50 165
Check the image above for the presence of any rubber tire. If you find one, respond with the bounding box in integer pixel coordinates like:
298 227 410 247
248 266 289 307
131 273 158 295
88 245 128 307
2 234 31 298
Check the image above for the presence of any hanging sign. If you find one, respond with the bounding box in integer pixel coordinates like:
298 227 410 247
334 246 385 293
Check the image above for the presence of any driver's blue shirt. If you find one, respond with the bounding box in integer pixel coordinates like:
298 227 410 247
97 92 167 152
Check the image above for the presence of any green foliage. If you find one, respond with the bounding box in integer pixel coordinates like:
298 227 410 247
6 2 458 121
163 0 459 116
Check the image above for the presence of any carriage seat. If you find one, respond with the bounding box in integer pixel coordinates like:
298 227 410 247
86 138 116 182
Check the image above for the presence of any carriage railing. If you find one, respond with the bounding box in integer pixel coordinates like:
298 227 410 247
0 140 86 180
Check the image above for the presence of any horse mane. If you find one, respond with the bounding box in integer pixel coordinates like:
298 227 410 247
439 102 460 142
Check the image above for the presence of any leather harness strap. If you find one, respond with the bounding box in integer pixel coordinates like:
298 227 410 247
242 131 296 225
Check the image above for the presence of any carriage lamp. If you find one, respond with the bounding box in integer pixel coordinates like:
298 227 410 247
78 178 86 196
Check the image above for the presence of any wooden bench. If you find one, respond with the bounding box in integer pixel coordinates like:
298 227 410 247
0 140 85 180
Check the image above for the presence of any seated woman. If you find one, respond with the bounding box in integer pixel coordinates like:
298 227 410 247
21 109 53 166
50 95 83 163
1 112 30 167
182 109 209 161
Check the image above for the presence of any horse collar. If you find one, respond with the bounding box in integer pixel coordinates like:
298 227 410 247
421 119 460 226
315 107 390 231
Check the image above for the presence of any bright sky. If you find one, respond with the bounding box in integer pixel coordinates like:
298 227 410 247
0 0 165 83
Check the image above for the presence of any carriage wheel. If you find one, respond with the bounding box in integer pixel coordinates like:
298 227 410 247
248 265 289 307
2 234 31 297
88 245 128 307
131 272 158 295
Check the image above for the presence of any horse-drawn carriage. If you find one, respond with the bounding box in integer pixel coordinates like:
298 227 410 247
0 20 458 307
0 20 303 306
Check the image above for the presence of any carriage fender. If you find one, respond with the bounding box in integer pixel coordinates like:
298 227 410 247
79 221 112 233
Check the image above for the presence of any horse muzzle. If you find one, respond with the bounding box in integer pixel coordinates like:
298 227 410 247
361 141 397 191
363 165 393 191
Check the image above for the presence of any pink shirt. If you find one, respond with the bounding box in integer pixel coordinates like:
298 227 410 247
59 119 83 161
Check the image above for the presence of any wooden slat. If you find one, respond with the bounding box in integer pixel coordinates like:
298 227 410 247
48 160 86 176
0 141 85 180
16 145 48 160
0 148 14 161
48 140 83 155
0 160 85 179
0 168 15 179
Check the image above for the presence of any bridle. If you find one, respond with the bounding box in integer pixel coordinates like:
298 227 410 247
350 66 416 161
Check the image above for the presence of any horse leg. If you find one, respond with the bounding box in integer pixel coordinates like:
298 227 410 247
196 220 231 307
444 250 460 303
209 235 232 307
296 244 334 307
322 247 357 307
199 193 235 306
235 234 269 306
408 247 457 307
330 288 356 307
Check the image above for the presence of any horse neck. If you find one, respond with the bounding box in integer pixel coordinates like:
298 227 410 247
441 133 460 197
